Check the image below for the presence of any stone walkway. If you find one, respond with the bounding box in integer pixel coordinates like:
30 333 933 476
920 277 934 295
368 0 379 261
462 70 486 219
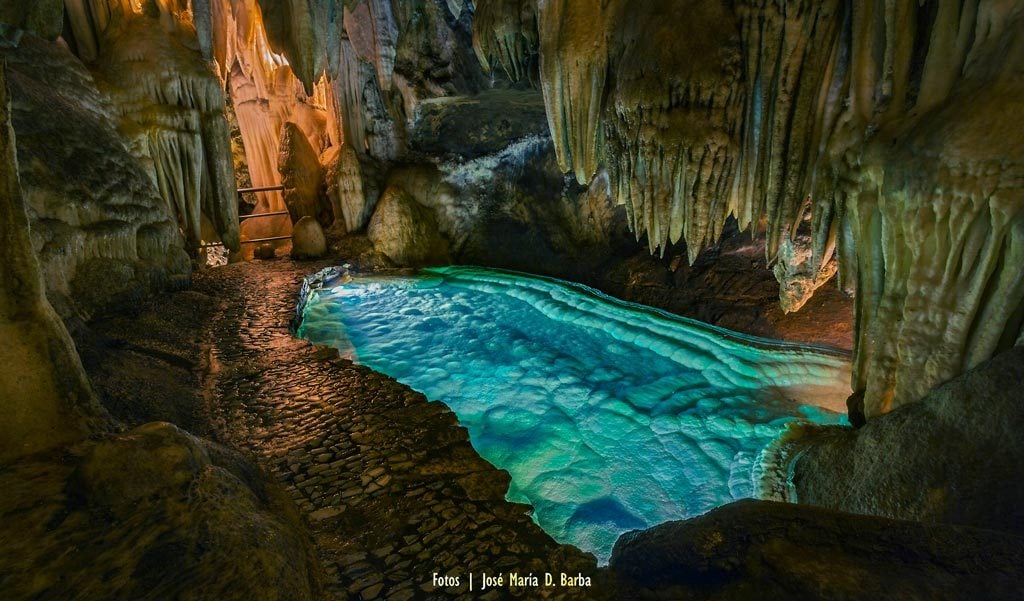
192 259 608 600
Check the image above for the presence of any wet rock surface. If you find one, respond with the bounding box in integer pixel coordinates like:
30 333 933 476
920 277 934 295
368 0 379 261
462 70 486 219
0 422 321 600
589 220 855 351
411 89 550 159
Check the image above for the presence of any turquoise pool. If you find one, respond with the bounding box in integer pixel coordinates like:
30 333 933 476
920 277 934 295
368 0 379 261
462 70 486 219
297 266 850 563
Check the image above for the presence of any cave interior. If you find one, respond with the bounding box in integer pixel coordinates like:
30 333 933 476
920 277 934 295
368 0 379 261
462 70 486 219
1 0 1023 599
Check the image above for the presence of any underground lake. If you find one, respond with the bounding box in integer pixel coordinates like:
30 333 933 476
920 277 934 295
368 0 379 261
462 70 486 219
297 266 851 563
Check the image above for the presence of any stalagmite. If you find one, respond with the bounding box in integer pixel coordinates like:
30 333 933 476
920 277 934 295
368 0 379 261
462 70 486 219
279 121 327 224
323 143 377 232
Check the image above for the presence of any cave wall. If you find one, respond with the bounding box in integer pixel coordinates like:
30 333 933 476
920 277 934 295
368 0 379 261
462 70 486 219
2 1 1019 426
0 35 192 318
0 61 108 461
223 0 1021 418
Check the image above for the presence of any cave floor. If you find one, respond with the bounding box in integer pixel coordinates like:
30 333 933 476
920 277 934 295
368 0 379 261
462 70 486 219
82 257 607 600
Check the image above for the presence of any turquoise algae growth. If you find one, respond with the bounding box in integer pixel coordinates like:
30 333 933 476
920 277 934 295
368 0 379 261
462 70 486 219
298 266 850 563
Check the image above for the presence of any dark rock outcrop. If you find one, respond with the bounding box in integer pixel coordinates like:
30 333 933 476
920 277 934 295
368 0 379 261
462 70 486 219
1 422 321 600
0 59 107 462
787 347 1024 533
610 499 1024 600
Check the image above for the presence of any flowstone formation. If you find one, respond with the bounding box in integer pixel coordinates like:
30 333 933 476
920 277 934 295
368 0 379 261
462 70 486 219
63 0 241 253
477 0 1024 417
0 46 321 600
782 346 1024 532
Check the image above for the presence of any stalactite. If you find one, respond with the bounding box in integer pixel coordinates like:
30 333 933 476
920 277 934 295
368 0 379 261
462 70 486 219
332 35 367 152
342 0 397 91
254 0 328 93
209 0 336 245
472 0 537 82
605 0 744 261
192 0 214 59
535 0 612 186
532 0 844 260
522 0 1024 416
733 0 845 260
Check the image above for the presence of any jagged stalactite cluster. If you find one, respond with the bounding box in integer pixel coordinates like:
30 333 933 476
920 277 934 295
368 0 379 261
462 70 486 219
484 0 1024 416
2 0 1019 424
605 0 744 263
533 0 846 263
207 0 332 244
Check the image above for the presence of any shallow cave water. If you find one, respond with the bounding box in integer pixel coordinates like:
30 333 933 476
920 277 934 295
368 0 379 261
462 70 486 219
298 266 850 563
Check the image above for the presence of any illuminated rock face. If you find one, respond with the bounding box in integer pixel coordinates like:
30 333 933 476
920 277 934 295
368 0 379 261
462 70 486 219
278 121 328 224
322 144 378 233
1 1 1018 425
367 186 449 266
785 347 1024 533
481 0 1024 417
472 0 536 82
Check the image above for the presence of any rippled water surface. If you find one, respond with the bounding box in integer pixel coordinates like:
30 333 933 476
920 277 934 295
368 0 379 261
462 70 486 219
298 266 849 563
